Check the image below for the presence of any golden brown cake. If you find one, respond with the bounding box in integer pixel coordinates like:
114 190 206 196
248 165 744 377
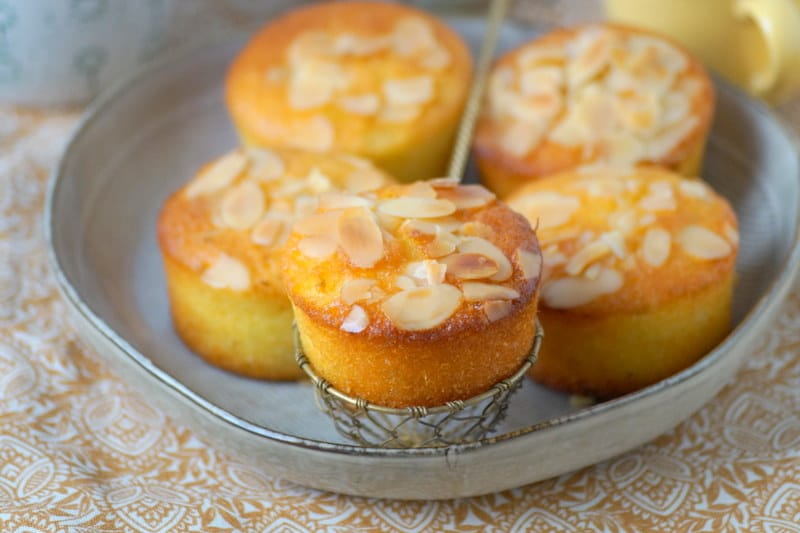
225 1 473 183
157 146 393 379
282 179 542 407
507 167 738 398
474 23 715 198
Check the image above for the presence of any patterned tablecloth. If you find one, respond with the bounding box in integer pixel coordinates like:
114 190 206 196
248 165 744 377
3 2 800 531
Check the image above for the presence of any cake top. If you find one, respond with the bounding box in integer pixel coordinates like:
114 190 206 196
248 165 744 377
476 23 713 168
507 167 738 312
157 147 392 294
225 1 472 155
282 180 542 335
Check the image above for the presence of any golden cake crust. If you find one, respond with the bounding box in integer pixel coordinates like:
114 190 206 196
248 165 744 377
507 167 739 397
474 23 715 197
282 180 542 407
225 1 473 182
157 147 392 379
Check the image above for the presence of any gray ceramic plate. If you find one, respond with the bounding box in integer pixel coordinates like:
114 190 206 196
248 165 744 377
46 18 800 499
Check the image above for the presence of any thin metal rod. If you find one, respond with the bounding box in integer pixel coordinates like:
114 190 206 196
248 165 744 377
447 0 509 181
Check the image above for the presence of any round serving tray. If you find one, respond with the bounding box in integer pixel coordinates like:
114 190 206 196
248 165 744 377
46 17 800 499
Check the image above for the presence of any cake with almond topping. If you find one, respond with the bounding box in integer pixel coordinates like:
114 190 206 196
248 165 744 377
157 146 393 379
281 179 542 407
474 23 715 198
507 167 738 397
225 1 473 183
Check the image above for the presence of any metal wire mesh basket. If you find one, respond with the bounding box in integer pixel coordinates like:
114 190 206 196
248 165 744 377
294 321 544 448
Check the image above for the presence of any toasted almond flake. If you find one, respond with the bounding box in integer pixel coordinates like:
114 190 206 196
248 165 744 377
513 90 563 123
542 267 623 309
641 227 671 266
436 185 495 210
294 211 341 237
458 221 494 239
677 225 732 260
395 275 416 290
407 260 447 286
295 116 335 152
379 104 422 123
678 180 709 199
319 192 372 210
186 151 247 198
568 28 614 87
384 76 434 106
307 167 332 194
639 182 676 211
600 231 627 259
341 305 369 333
338 93 380 116
378 197 456 218
402 181 437 199
457 237 512 281
341 278 377 305
345 167 386 193
251 217 286 248
201 254 250 291
289 82 332 110
647 116 698 159
511 192 581 230
246 148 285 182
420 46 451 70
661 91 690 127
498 119 545 157
603 134 646 165
442 253 499 280
489 65 515 108
517 44 566 67
288 31 335 65
392 17 437 56
565 240 611 276
462 282 519 301
520 66 563 96
575 84 617 139
612 210 637 235
429 177 459 188
377 211 403 232
639 213 656 227
584 263 602 279
381 284 462 331
723 223 739 246
298 235 338 259
400 219 438 237
220 180 265 230
334 34 389 55
294 195 319 219
337 207 384 268
426 228 460 258
516 248 542 280
484 300 513 322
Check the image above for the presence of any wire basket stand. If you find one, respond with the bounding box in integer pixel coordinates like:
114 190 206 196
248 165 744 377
294 321 543 448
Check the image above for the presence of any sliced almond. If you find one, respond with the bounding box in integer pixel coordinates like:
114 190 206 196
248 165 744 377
441 253 498 280
516 248 542 280
319 192 372 210
251 216 287 248
603 134 646 166
568 28 614 87
402 181 437 199
380 284 462 331
294 211 341 238
678 180 709 200
520 66 563 96
400 219 438 237
185 151 247 198
289 81 332 110
298 235 338 259
341 278 377 305
510 191 581 230
392 17 437 56
426 228 460 258
294 116 335 152
334 34 389 56
338 93 380 116
458 221 494 240
337 207 384 268
429 177 459 189
457 237 512 281
565 240 611 276
723 223 739 246
517 44 566 67
307 167 332 194
383 76 434 106
647 116 698 159
611 210 637 236
341 305 369 333
247 147 285 182
378 197 456 218
641 227 671 267
420 46 451 70
461 282 519 301
220 180 265 230
638 182 676 211
294 195 320 219
498 120 545 157
436 185 495 210
484 300 513 322
379 104 422 123
345 167 386 193
288 31 335 65
542 267 623 309
201 254 250 291
677 225 732 260
600 230 627 259
395 275 416 290
407 260 447 286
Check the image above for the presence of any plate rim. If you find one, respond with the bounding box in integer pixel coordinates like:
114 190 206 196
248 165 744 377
45 27 800 460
